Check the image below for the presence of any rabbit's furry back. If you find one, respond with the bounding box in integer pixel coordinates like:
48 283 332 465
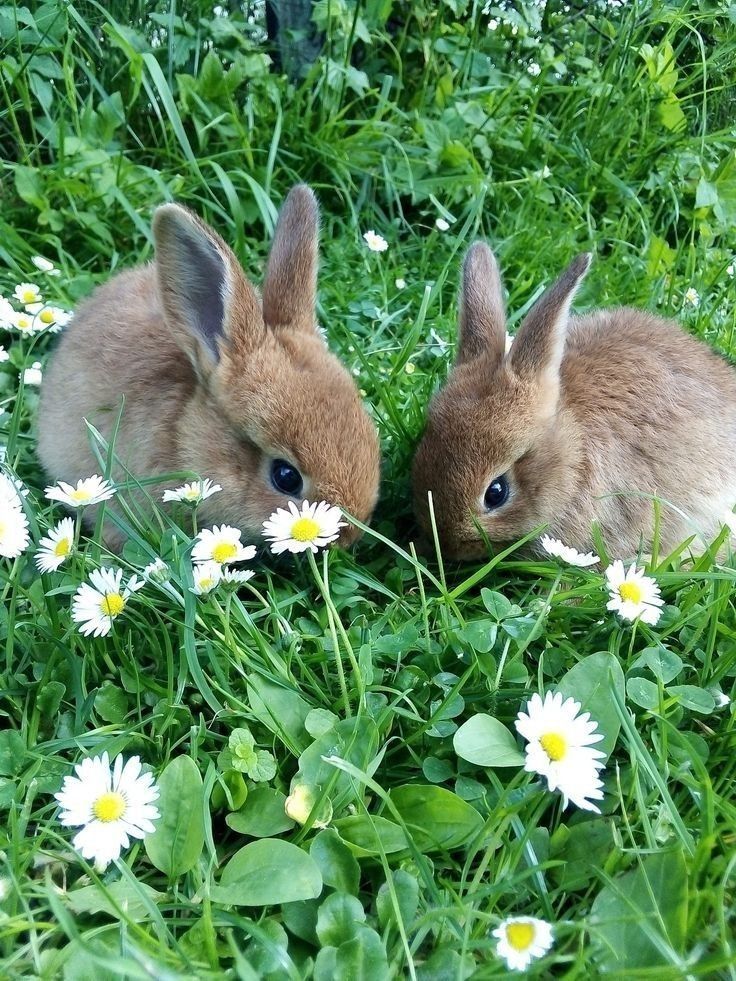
412 244 736 559
38 186 380 548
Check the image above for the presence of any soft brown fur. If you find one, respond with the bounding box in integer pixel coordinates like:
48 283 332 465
413 243 736 559
37 186 380 549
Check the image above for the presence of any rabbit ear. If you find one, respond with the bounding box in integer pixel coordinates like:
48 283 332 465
456 242 507 365
509 253 591 398
153 204 263 373
262 184 319 332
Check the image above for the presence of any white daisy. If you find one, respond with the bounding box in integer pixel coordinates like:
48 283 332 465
54 752 160 870
0 473 24 505
10 310 37 335
527 61 542 76
492 916 554 972
25 303 71 332
395 277 406 289
190 560 222 595
31 255 60 275
262 500 346 555
605 560 663 625
363 230 388 253
539 534 599 567
515 691 606 812
0 490 29 559
23 361 43 386
162 478 222 505
192 525 256 565
142 557 169 582
221 567 256 586
0 296 15 324
35 517 75 572
684 287 700 307
13 282 42 307
435 217 450 231
45 475 116 508
0 347 10 363
72 567 143 637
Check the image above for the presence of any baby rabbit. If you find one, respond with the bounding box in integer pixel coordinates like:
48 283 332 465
38 185 380 549
413 243 736 559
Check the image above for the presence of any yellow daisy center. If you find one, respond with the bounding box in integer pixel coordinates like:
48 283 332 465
54 537 71 557
21 290 36 303
92 790 126 822
69 488 92 503
212 542 237 563
100 592 125 617
183 487 201 500
618 581 643 604
39 309 54 324
540 732 567 762
18 318 31 330
199 576 216 590
506 922 535 952
291 517 321 542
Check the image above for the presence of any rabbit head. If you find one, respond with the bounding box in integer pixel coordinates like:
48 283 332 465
154 185 380 544
412 243 591 559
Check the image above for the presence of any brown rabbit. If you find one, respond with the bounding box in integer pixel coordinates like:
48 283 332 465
413 243 736 559
38 186 380 549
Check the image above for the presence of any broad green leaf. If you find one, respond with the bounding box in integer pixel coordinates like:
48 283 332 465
0 731 26 777
66 881 165 921
666 685 714 714
591 849 688 971
557 652 626 758
377 870 419 931
389 785 483 851
225 787 294 838
212 839 322 906
627 677 660 711
316 892 365 947
297 716 379 798
453 714 524 767
333 814 408 857
247 676 311 752
334 927 390 981
94 682 128 724
144 756 205 877
305 708 339 738
310 830 360 894
635 647 683 684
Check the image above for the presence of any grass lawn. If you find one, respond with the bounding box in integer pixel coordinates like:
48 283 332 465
1 1 735 977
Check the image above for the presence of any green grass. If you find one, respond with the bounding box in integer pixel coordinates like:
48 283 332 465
1 0 736 977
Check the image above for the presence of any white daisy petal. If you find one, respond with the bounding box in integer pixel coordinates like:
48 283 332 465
192 524 255 565
605 560 663 625
71 566 139 637
13 282 42 307
45 475 116 509
514 690 606 813
262 499 346 555
190 560 222 595
35 517 75 572
162 478 222 504
363 230 388 253
539 534 599 567
492 916 554 971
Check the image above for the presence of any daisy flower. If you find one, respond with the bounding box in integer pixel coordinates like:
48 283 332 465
262 500 346 555
142 557 169 583
190 560 222 595
539 534 599 567
221 566 255 586
31 255 59 275
10 310 37 334
23 361 43 386
395 277 406 290
72 567 143 637
0 297 14 326
435 217 450 231
363 230 388 253
605 560 663 625
54 752 160 870
0 488 29 559
192 525 256 565
36 517 75 572
515 691 606 812
13 283 42 307
45 474 116 508
492 916 554 972
527 62 542 77
26 303 71 332
162 478 222 505
684 287 700 307
0 347 9 363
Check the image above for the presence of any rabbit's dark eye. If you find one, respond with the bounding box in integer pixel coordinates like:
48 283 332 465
270 459 303 496
484 475 509 510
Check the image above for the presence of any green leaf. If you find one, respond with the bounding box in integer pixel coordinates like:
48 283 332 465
310 830 360 894
0 731 26 777
377 870 419 931
627 677 660 711
305 708 339 738
591 849 688 970
666 685 715 714
316 892 366 947
144 756 205 877
212 839 322 906
333 814 408 857
334 927 390 981
389 785 483 851
14 165 46 210
225 787 294 838
94 682 128 724
635 647 683 684
247 676 311 753
66 881 165 921
557 651 626 758
453 714 524 767
37 681 66 721
481 589 517 619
